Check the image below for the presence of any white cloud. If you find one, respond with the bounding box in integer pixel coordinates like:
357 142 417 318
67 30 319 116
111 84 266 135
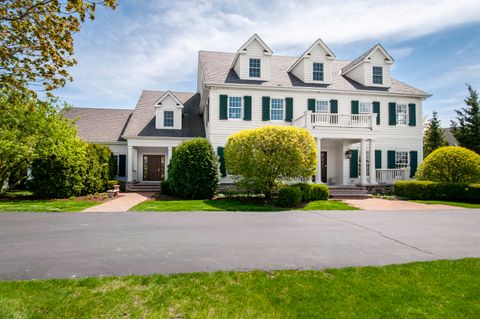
55 0 480 108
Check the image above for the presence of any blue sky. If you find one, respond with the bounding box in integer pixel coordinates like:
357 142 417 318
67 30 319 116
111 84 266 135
54 0 480 126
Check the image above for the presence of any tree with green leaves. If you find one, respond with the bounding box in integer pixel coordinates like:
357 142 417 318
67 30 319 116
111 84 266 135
423 111 448 157
451 85 480 154
0 0 117 94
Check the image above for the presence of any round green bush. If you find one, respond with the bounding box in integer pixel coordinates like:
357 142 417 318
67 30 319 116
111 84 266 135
167 138 220 199
294 183 313 201
275 186 303 207
415 146 480 183
310 184 329 200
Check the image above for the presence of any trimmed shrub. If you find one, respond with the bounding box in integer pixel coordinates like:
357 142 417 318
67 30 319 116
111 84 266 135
394 180 480 202
167 138 220 199
310 184 330 200
295 183 313 201
275 186 303 207
160 180 170 195
415 146 480 183
82 143 113 195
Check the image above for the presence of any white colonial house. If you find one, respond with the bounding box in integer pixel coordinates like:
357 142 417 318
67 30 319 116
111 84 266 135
64 34 430 191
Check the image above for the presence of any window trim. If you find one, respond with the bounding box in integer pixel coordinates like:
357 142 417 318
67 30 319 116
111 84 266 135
270 98 285 121
372 66 383 85
227 96 243 120
312 62 324 82
315 100 329 113
163 110 174 127
359 101 372 114
249 58 261 78
396 103 408 125
395 151 409 169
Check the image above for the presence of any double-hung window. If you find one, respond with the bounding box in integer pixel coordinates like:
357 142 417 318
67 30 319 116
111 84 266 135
164 111 174 127
249 58 261 78
315 100 329 113
395 151 409 168
228 96 242 119
396 103 408 125
313 62 324 81
372 66 383 84
271 98 284 120
359 101 371 113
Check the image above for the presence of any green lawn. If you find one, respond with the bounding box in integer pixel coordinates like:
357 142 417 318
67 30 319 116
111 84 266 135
130 198 357 212
0 258 478 318
413 200 480 209
0 199 99 212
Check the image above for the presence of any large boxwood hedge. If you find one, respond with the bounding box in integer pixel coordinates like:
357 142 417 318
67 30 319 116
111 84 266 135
394 180 480 202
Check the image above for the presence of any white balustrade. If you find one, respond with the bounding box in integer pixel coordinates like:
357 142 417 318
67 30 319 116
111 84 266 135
293 111 375 129
375 168 410 184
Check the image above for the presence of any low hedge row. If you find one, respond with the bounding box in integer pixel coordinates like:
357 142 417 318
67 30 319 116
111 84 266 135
275 183 330 207
394 180 480 202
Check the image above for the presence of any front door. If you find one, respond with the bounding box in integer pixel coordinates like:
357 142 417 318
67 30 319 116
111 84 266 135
321 151 327 183
143 155 165 181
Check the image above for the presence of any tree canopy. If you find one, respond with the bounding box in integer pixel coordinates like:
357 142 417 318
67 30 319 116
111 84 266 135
0 0 117 94
423 111 448 158
451 85 480 154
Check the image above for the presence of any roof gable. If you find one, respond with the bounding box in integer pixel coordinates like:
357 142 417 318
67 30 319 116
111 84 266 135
341 44 394 74
230 33 272 69
288 38 336 72
154 90 184 108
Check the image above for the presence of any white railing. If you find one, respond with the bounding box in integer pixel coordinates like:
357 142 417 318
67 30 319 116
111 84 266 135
376 168 410 184
293 111 376 129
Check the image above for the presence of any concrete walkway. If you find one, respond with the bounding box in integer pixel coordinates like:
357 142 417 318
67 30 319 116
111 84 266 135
343 198 463 211
83 192 155 212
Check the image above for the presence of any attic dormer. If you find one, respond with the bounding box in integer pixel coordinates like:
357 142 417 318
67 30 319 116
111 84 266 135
288 38 336 84
341 44 394 88
154 91 183 130
231 34 273 81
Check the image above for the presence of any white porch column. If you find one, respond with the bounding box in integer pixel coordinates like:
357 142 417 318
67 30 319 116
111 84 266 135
360 139 367 185
315 138 322 184
127 146 133 182
369 139 376 184
165 146 173 179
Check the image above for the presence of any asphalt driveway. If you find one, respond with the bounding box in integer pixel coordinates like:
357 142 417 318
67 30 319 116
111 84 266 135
0 209 479 280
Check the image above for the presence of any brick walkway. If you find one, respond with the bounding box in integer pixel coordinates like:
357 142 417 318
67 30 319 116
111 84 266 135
343 198 463 211
83 192 155 212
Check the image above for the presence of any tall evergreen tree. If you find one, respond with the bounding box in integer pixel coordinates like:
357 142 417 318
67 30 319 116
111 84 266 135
423 111 448 157
451 85 480 154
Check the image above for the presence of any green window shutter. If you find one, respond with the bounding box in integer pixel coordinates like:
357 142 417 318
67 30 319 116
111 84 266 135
330 99 338 113
387 150 396 169
408 103 416 126
351 100 359 114
372 101 380 125
375 150 382 169
217 147 226 177
243 96 252 121
219 95 228 120
262 96 270 121
285 97 293 122
308 98 316 112
349 150 359 178
388 102 396 125
409 151 418 178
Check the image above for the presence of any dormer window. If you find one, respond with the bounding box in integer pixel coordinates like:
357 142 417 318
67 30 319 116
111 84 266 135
313 63 324 81
372 66 383 84
164 111 174 127
249 58 261 78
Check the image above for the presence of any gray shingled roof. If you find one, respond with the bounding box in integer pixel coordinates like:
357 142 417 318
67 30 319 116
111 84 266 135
340 45 379 74
123 90 205 138
199 51 429 97
62 107 132 142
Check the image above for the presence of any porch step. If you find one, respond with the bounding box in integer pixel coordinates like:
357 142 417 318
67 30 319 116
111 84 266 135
127 183 160 192
328 186 371 199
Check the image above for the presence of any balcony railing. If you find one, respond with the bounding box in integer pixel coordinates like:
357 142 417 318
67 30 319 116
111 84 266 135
293 111 377 130
376 168 410 184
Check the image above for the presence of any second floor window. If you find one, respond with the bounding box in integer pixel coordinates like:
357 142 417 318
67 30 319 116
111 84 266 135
271 98 284 120
228 96 242 119
313 63 324 81
164 111 174 127
316 100 329 113
396 104 408 125
395 151 409 168
249 58 261 78
359 102 371 113
373 66 383 84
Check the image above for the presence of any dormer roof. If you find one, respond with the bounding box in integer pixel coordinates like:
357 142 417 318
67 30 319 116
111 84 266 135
230 33 273 69
154 90 184 108
341 43 394 74
287 38 336 72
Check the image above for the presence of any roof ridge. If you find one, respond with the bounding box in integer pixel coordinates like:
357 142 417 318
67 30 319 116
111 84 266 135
67 106 134 111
